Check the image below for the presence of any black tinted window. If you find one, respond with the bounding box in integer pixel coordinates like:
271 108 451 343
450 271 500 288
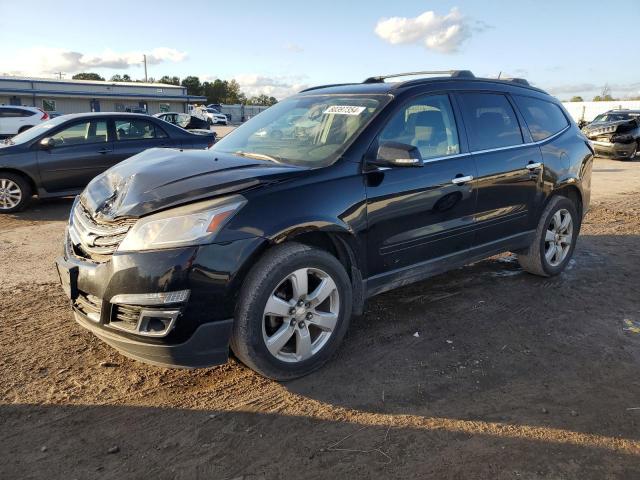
115 119 167 140
459 93 523 151
514 96 569 141
0 107 33 118
379 94 460 160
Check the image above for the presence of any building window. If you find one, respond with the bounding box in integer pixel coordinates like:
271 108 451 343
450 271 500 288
42 99 56 112
159 103 170 113
115 103 125 112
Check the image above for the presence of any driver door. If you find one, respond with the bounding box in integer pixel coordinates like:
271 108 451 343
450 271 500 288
37 119 115 192
364 93 478 283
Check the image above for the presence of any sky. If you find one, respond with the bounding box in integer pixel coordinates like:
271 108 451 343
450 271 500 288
0 0 639 100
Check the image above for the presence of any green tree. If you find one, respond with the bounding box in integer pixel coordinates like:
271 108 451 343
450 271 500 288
247 94 278 106
592 95 602 102
110 74 132 82
181 76 202 95
158 75 180 86
569 96 584 102
72 72 105 81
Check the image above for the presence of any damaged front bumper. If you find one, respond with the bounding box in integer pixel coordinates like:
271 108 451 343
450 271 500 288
56 231 265 368
590 140 637 160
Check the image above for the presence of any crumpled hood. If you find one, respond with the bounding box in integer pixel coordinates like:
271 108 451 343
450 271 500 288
81 147 305 220
583 119 638 137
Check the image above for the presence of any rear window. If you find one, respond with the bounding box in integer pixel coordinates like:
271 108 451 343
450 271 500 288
514 96 569 141
458 93 523 151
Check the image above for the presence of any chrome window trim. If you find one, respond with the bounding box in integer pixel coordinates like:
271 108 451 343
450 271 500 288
371 123 571 169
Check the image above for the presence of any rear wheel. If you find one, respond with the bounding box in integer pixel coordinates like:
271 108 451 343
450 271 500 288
0 173 31 213
517 196 579 277
231 242 352 380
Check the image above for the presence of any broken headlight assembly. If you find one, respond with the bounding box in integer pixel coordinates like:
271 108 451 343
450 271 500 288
117 196 246 252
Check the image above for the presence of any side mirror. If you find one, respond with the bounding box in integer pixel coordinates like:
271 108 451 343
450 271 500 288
39 137 55 149
372 141 423 168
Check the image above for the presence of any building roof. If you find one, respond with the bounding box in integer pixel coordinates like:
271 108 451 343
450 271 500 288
0 75 183 89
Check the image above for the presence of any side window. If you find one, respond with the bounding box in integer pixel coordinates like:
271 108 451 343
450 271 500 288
50 120 108 146
459 93 523 151
379 94 460 160
513 95 569 141
0 108 28 118
115 119 167 140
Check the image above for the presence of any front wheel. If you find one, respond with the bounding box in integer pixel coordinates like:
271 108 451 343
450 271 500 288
517 195 579 277
231 242 352 380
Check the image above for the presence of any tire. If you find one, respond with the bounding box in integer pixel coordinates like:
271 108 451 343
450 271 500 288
0 172 32 213
230 242 352 380
517 195 579 277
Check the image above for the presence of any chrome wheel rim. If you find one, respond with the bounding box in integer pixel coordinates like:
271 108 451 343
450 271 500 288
545 208 573 267
0 179 22 210
262 267 340 363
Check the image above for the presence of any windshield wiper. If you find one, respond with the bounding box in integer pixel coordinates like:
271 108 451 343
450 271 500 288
234 151 281 163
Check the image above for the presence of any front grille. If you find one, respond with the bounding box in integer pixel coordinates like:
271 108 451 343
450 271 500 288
74 292 102 322
111 304 142 331
69 202 136 261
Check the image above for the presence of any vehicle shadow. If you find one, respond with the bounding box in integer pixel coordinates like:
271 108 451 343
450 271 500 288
1 196 74 224
1 401 638 479
285 233 640 440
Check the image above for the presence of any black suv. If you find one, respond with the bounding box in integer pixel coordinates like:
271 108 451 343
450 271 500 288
56 71 593 380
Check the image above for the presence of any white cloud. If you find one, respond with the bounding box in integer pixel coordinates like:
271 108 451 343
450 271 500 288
0 47 187 77
374 7 481 53
284 43 304 53
234 74 309 100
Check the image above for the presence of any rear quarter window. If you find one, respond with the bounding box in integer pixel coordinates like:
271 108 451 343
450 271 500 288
513 95 569 141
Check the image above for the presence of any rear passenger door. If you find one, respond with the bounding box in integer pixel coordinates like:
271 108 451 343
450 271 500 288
456 92 543 245
112 118 171 163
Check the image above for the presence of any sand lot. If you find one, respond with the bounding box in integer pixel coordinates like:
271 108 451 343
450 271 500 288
1 158 639 479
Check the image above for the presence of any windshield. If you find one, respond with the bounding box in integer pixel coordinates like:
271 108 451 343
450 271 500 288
5 116 68 145
211 94 389 167
592 113 633 123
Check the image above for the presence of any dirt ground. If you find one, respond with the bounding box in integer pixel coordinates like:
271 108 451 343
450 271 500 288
1 158 639 479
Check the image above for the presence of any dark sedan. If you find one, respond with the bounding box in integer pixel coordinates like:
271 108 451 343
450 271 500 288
0 112 216 212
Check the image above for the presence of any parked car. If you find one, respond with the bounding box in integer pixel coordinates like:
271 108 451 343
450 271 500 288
581 109 640 160
0 112 215 212
205 108 228 125
56 70 593 380
153 112 215 139
0 106 49 137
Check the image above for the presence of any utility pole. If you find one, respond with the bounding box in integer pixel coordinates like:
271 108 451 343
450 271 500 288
55 72 65 80
143 55 148 83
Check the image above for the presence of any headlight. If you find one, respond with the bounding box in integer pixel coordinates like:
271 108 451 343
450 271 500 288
117 197 245 252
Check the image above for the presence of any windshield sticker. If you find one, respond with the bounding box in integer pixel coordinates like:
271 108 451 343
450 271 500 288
323 105 366 116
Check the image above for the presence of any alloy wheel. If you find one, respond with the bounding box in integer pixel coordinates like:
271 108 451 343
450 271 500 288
262 267 340 363
0 178 22 210
544 208 573 267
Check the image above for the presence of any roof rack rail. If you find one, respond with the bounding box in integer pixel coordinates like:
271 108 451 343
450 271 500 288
363 70 475 84
299 83 356 93
500 77 530 86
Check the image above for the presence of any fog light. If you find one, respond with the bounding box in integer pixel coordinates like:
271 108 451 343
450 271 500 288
110 290 190 306
137 310 180 337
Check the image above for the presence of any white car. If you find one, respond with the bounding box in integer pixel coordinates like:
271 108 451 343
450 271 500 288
204 108 228 125
0 106 49 137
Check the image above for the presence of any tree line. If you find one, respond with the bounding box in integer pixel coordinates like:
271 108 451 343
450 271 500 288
71 72 278 106
567 84 640 102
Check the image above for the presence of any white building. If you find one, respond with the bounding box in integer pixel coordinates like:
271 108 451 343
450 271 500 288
0 76 206 115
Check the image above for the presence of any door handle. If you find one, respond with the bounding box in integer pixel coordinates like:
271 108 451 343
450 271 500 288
526 162 543 170
451 175 474 185
97 148 110 154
